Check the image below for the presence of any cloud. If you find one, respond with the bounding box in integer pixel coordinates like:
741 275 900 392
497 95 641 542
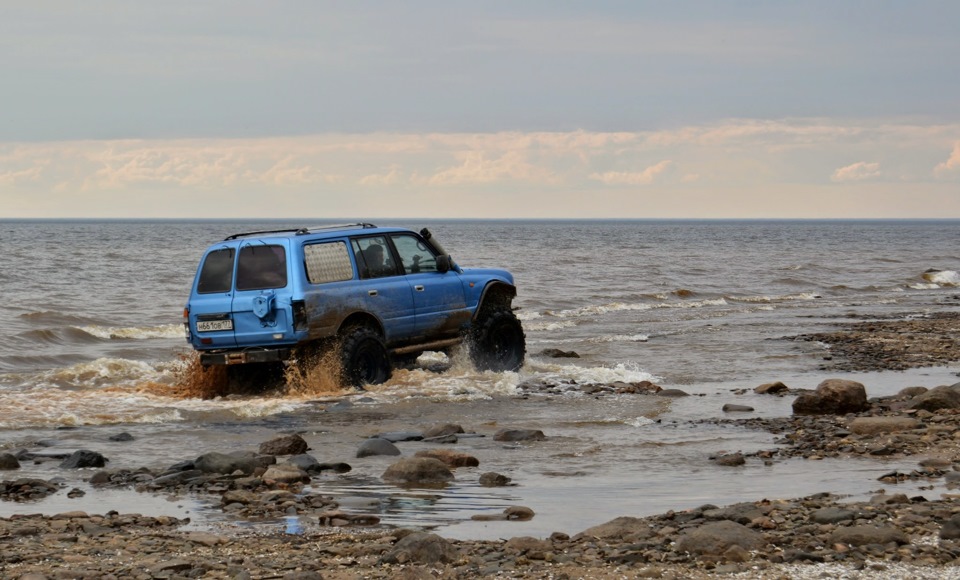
831 161 881 182
589 160 673 185
934 141 960 176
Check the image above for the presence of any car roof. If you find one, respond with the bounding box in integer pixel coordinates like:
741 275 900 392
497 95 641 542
221 223 414 242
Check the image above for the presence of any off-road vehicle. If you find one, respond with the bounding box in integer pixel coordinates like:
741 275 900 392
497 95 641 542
183 223 524 388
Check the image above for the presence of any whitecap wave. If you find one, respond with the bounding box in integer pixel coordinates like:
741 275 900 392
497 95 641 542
587 334 649 343
549 298 727 319
919 270 960 287
79 323 183 340
524 319 578 332
726 292 820 303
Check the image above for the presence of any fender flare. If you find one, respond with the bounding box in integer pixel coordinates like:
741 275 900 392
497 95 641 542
474 281 517 320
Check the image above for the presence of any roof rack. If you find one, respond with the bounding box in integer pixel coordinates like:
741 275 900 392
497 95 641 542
223 223 377 241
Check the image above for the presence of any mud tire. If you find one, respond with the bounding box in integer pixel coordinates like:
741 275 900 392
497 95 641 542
338 325 392 388
470 308 526 372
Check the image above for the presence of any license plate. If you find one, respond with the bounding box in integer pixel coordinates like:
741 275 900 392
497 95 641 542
197 319 233 332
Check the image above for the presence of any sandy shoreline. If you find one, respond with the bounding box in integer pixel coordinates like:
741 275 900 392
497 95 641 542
3 312 960 579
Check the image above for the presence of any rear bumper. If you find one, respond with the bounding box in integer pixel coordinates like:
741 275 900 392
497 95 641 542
200 347 293 366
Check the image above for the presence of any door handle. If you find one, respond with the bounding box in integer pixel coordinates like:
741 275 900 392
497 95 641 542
414 285 425 292
368 290 378 296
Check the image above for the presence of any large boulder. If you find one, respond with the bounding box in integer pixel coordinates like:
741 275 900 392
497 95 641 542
0 453 20 470
829 525 909 546
357 438 401 458
792 379 868 415
59 450 108 469
194 452 259 475
574 516 655 542
382 457 454 486
493 429 545 442
909 384 960 412
258 434 309 456
677 520 764 555
380 532 459 565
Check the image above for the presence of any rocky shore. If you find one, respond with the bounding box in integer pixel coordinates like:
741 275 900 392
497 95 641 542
3 311 960 579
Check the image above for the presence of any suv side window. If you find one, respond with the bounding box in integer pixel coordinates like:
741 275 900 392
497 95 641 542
197 248 235 294
236 245 287 291
304 241 354 284
352 236 398 279
391 234 439 274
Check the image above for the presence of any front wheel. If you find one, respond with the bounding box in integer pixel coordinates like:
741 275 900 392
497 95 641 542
338 326 392 388
470 309 526 372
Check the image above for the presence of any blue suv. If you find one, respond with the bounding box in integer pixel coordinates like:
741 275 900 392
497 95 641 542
183 224 525 388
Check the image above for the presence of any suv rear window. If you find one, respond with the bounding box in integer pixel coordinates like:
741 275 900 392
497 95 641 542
236 245 287 291
304 241 354 284
197 248 235 294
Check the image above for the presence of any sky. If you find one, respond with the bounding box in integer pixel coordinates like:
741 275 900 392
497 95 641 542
1 1 959 219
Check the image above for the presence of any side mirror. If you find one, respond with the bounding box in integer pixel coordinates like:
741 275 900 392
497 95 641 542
436 254 452 273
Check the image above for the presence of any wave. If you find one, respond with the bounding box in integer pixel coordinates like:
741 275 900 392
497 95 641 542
18 311 98 325
725 292 820 303
524 319 578 332
919 269 960 287
79 323 183 340
548 298 727 319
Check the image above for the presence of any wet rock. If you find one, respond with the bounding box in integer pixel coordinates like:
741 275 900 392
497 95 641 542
539 348 580 358
703 503 764 524
811 507 858 524
848 416 921 435
0 453 20 470
898 386 928 398
222 489 258 505
829 525 909 546
493 429 545 442
421 423 464 439
262 464 309 485
505 536 552 553
317 510 380 527
150 469 205 487
714 453 745 467
422 434 458 444
722 404 754 413
657 389 690 397
910 384 960 412
316 462 352 473
940 514 960 540
380 531 459 565
575 516 655 541
108 432 134 442
505 506 535 520
382 457 454 486
471 506 535 521
414 449 479 468
59 450 108 469
479 472 511 486
0 478 60 500
755 381 789 394
258 434 309 456
357 438 401 458
792 379 868 415
677 521 764 555
374 431 423 442
194 451 259 475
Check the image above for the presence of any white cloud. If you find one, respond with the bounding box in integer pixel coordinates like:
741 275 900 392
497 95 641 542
934 142 960 176
589 161 673 185
831 161 881 182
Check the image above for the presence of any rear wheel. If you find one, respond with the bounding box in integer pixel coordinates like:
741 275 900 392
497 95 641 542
470 308 526 372
338 326 392 388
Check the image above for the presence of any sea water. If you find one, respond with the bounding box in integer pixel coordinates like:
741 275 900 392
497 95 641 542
0 219 958 539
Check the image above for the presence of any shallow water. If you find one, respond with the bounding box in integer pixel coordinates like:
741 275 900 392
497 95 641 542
1 219 959 539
